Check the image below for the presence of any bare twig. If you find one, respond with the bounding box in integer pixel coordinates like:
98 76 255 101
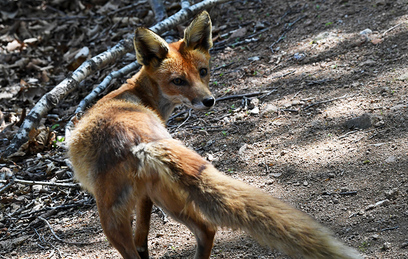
382 22 405 37
270 15 305 53
0 179 80 188
337 130 358 140
176 109 192 130
0 178 14 194
107 1 148 16
216 91 272 102
303 94 353 110
15 16 88 21
212 62 235 72
269 70 296 80
181 0 191 9
149 0 168 23
39 217 94 246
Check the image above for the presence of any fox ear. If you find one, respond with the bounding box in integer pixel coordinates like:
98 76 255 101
184 11 213 52
134 28 169 66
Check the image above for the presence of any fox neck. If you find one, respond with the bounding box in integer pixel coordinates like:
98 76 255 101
104 68 177 122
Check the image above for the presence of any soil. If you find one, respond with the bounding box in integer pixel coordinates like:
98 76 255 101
1 0 408 258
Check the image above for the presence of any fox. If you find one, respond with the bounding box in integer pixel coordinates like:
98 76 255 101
68 11 363 259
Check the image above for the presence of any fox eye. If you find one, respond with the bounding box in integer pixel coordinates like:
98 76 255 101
172 78 185 86
199 68 208 77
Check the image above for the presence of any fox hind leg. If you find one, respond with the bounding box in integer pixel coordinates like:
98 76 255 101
133 196 153 259
181 216 216 259
95 182 141 259
152 196 216 259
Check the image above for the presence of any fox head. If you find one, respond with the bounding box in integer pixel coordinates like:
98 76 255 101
133 11 215 111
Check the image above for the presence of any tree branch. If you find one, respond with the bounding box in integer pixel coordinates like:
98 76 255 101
149 0 167 23
0 179 80 188
2 0 231 158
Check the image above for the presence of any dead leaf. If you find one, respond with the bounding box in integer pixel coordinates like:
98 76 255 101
230 27 247 38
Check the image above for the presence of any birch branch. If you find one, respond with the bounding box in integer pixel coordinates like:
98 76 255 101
181 0 191 9
65 61 140 140
3 38 133 158
2 0 231 158
149 0 167 23
0 179 80 188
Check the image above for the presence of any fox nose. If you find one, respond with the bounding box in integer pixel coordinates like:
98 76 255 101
202 97 215 108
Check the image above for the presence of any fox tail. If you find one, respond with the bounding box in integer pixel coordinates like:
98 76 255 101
132 139 363 259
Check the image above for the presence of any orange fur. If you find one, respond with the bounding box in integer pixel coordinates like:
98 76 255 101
68 11 362 259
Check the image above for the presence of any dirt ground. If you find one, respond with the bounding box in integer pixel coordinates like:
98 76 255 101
1 0 407 258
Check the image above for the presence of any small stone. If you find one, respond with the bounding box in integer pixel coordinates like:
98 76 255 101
207 154 214 161
249 107 259 115
390 104 407 111
327 173 336 178
280 150 288 156
230 27 247 38
382 242 392 251
238 144 247 155
255 21 266 30
360 28 373 36
385 188 399 200
303 181 308 186
270 172 282 178
372 234 380 240
266 180 274 185
385 155 396 163
359 59 376 67
248 56 260 62
263 104 278 115
293 53 306 61
396 72 408 81
32 185 42 192
248 98 259 109
0 167 13 180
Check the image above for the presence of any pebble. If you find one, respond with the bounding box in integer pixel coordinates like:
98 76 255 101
248 56 260 62
384 188 399 200
262 104 278 115
396 72 408 81
249 107 259 115
270 172 282 178
385 155 396 163
255 21 266 30
327 173 336 178
248 98 259 109
382 242 392 251
207 154 214 161
230 27 247 38
359 59 376 67
0 167 13 180
294 53 306 61
359 28 373 36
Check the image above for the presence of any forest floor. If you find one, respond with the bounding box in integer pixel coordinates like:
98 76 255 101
1 0 407 258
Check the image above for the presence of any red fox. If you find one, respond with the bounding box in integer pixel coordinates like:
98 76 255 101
68 11 362 259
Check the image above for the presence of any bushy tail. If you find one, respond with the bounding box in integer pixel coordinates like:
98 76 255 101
133 139 363 259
